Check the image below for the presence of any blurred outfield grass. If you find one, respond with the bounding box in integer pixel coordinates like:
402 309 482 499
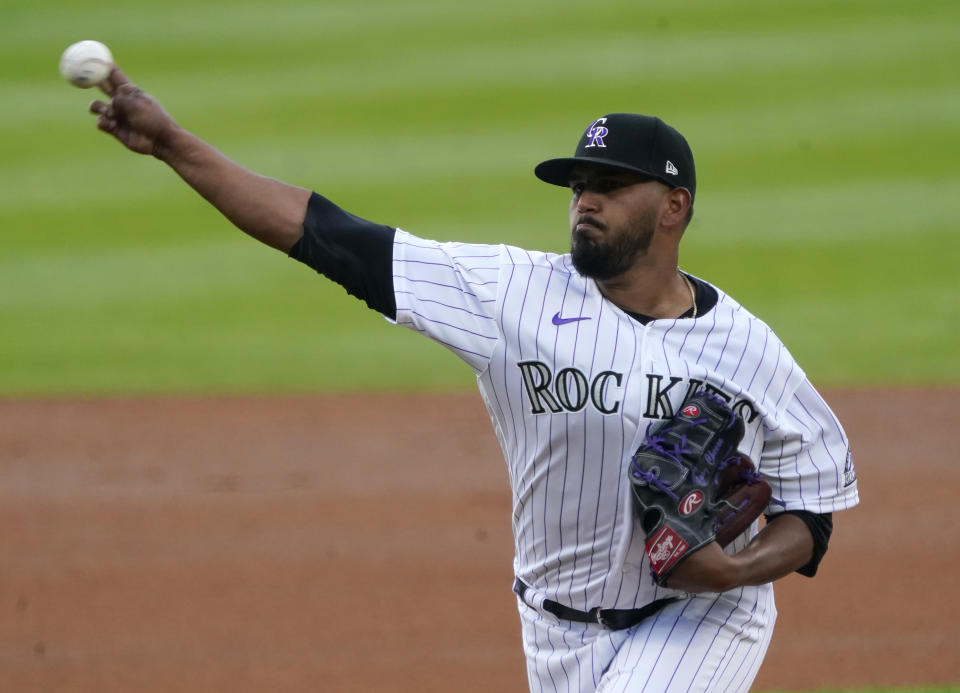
1 0 958 395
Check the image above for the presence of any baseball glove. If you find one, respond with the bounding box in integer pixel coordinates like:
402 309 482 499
629 390 771 587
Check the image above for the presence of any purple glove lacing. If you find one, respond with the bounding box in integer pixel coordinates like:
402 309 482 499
699 390 739 428
631 391 746 501
630 466 680 501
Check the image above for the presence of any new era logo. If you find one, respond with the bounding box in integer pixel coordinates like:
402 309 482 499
665 161 679 175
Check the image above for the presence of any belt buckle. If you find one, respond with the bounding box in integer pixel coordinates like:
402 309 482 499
590 607 611 629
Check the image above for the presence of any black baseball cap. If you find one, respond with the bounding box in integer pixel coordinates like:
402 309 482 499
534 113 696 201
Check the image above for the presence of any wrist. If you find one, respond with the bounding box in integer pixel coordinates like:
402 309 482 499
152 124 187 162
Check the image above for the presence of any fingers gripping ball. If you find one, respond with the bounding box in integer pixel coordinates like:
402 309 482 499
59 40 114 88
629 390 771 586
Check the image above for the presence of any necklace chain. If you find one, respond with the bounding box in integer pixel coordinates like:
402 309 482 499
680 271 697 319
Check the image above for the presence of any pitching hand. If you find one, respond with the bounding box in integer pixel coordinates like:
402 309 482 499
89 68 178 156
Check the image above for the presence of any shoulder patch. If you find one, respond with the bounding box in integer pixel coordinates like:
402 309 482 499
843 450 857 487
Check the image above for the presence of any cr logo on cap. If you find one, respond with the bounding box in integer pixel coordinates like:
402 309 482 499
585 118 608 148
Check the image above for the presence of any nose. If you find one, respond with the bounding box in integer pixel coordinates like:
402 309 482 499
574 189 600 213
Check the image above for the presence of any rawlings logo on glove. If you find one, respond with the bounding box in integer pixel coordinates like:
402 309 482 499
629 390 772 587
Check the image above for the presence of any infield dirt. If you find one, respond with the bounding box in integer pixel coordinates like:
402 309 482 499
1 388 957 692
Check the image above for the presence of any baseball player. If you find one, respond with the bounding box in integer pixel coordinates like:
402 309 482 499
88 68 859 692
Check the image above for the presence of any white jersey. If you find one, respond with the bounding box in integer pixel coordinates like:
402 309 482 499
391 228 859 691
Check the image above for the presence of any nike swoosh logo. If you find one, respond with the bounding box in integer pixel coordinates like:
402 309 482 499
551 311 592 326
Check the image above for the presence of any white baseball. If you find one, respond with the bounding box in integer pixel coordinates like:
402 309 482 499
59 40 114 88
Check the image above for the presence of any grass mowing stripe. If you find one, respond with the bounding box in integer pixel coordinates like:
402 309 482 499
4 0 954 52
0 239 469 394
2 216 956 393
5 3 955 98
683 228 960 384
692 180 959 241
1 0 956 394
4 108 957 216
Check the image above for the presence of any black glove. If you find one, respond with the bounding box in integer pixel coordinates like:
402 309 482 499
629 390 771 586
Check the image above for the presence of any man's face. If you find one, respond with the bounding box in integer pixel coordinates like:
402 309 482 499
567 165 664 280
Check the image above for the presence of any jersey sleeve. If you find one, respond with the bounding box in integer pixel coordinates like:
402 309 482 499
759 378 859 514
391 229 504 372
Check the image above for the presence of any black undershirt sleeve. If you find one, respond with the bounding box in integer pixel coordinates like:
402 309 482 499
766 510 833 577
287 192 397 319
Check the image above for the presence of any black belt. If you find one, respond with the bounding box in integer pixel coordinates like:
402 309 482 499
513 578 678 631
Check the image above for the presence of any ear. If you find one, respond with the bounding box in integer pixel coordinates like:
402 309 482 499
661 187 693 232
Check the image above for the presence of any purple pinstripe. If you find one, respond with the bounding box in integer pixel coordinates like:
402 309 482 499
390 230 857 692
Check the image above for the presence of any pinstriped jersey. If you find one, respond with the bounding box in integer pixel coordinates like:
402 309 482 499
392 228 859 611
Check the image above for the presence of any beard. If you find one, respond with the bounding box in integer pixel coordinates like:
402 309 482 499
570 208 657 280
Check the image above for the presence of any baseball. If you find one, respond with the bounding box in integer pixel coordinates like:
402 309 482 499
59 40 114 88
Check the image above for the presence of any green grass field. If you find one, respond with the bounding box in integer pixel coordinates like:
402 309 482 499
1 0 958 395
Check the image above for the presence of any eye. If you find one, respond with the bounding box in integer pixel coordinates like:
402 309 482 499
570 182 585 196
596 178 625 193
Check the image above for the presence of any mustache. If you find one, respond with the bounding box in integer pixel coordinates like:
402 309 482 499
574 214 607 231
